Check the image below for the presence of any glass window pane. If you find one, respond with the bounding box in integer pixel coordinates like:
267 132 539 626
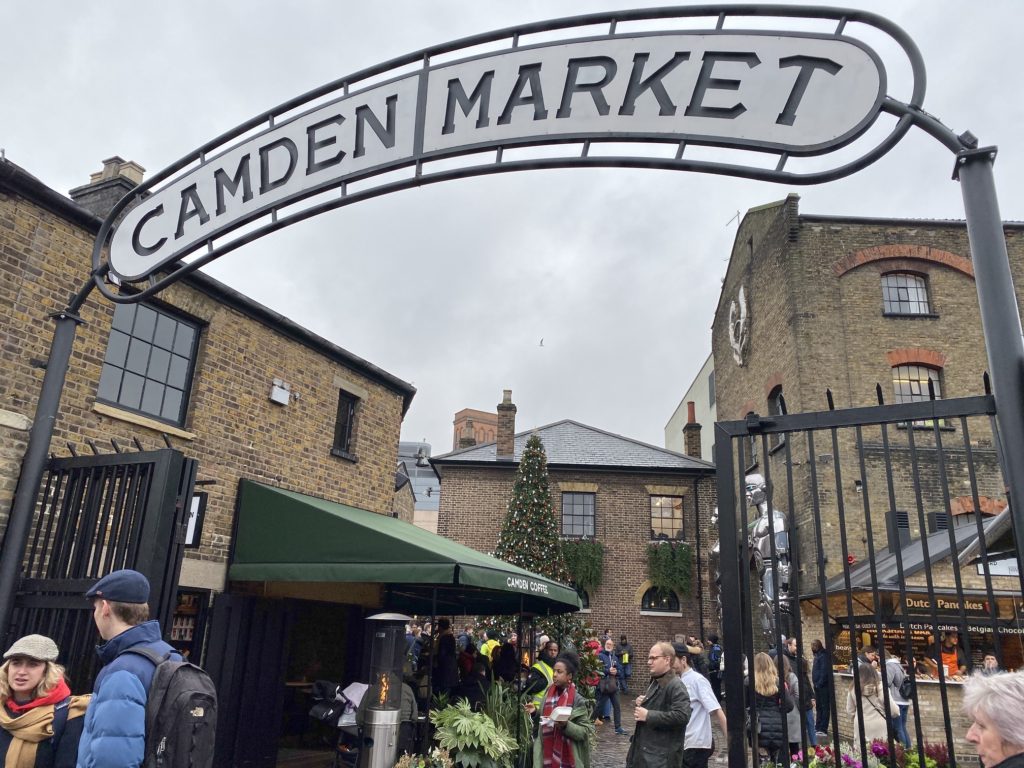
148 347 171 381
97 365 122 402
141 379 165 415
120 372 144 409
162 388 183 422
111 304 136 333
125 338 150 375
104 330 130 367
153 314 176 350
167 355 189 388
134 306 157 342
173 324 195 356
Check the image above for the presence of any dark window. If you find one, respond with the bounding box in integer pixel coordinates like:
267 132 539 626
650 496 684 540
332 390 359 458
561 492 595 538
882 273 931 315
97 303 199 426
767 385 785 448
570 584 590 610
641 587 679 612
708 370 716 408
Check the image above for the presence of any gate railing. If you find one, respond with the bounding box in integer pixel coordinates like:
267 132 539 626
4 448 195 691
715 392 1020 768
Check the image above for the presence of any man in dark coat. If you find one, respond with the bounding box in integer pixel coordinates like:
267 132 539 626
626 642 691 768
811 639 831 734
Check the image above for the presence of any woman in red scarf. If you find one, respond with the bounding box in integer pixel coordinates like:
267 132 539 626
0 635 90 768
524 652 594 768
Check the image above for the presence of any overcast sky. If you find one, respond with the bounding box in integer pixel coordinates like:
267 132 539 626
4 1 1022 456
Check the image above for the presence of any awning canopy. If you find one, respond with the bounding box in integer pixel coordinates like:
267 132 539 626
229 480 581 615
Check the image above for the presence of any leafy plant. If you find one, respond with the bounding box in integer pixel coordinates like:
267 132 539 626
646 540 693 596
430 699 518 768
482 679 532 758
395 747 455 768
562 539 604 592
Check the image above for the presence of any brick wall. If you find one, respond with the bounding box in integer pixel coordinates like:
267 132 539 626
437 463 718 677
0 185 408 591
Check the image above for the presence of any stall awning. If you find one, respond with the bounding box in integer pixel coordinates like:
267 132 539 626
229 480 581 615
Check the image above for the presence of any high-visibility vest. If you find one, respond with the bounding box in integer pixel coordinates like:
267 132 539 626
481 639 499 660
531 660 554 708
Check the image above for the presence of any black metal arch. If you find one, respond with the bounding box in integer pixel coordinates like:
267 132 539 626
90 3 937 304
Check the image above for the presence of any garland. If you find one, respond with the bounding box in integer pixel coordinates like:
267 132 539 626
646 541 693 597
561 539 604 593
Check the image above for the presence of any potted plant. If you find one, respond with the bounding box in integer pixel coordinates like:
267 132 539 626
430 699 517 768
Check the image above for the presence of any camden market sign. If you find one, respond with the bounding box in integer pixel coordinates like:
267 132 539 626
94 6 917 291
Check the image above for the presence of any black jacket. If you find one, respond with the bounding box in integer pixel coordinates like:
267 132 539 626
750 689 794 750
812 648 831 690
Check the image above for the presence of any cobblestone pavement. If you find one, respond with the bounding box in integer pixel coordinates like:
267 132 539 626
591 707 730 768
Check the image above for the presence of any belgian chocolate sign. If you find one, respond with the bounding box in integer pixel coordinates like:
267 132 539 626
97 8 915 286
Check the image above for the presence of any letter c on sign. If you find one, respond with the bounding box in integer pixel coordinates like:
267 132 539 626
132 204 167 257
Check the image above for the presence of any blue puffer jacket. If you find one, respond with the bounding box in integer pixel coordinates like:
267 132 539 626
76 621 180 768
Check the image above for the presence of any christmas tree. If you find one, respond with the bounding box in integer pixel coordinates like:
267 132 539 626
493 433 569 582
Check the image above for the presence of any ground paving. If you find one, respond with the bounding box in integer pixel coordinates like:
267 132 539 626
591 705 730 768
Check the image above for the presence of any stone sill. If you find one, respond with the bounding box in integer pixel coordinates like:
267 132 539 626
640 610 683 618
93 402 196 440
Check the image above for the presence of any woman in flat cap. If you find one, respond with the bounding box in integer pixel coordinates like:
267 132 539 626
0 634 90 768
524 651 594 768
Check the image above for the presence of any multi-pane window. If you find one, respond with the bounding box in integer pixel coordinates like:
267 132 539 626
650 496 684 540
332 390 359 457
882 273 931 315
641 587 679 612
561 492 595 538
892 364 942 403
97 303 198 426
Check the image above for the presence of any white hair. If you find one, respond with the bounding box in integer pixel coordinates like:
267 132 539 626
963 671 1024 749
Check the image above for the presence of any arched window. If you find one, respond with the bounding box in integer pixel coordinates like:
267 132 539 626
882 272 930 315
892 364 942 403
641 587 679 613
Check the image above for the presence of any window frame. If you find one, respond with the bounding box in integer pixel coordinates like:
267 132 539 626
640 587 680 614
649 495 685 541
560 492 595 539
331 389 360 461
891 363 952 430
96 301 201 428
767 385 785 450
881 271 934 317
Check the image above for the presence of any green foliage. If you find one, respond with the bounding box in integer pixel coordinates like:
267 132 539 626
430 700 518 768
646 541 693 597
493 434 569 582
562 539 604 592
482 680 532 758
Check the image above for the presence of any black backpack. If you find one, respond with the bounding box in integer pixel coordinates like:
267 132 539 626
898 673 914 700
122 647 218 768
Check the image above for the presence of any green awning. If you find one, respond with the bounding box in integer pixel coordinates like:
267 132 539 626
229 480 581 615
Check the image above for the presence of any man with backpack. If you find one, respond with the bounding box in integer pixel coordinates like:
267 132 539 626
882 646 912 749
77 569 216 768
707 635 723 701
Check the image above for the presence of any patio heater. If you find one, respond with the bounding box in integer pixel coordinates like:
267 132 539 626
359 613 410 768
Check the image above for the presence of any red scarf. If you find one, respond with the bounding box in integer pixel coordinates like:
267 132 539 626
541 682 576 768
5 678 70 714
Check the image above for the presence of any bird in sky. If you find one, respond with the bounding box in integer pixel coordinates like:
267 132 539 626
539 338 544 347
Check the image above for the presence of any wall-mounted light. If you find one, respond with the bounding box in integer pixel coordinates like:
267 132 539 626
270 378 291 406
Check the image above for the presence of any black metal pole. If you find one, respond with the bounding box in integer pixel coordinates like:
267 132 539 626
956 148 1024 577
0 296 89 642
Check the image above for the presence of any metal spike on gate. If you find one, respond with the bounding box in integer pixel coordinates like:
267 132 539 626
927 378 937 400
778 393 788 415
66 443 77 457
983 371 992 395
132 437 144 451
85 439 101 455
876 383 885 405
110 438 122 453
826 389 835 410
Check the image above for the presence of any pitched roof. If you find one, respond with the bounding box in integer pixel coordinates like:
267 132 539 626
431 419 714 473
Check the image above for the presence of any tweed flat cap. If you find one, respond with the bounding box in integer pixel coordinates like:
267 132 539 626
85 569 150 603
4 634 59 662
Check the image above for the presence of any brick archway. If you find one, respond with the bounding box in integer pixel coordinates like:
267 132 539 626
833 244 974 278
886 347 947 368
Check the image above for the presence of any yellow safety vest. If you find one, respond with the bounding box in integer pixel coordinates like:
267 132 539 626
531 660 554 708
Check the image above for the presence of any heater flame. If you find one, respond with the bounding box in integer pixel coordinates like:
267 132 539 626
378 672 389 706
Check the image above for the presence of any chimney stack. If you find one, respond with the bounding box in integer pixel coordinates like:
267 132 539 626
458 419 477 449
683 401 702 459
496 390 517 460
69 156 145 218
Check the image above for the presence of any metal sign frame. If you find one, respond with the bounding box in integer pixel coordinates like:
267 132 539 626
91 4 928 297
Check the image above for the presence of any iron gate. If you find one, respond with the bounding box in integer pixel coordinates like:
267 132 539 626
714 391 1022 768
3 448 196 692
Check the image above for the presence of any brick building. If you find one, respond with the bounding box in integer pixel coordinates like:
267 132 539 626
708 194 1024 760
434 390 718 671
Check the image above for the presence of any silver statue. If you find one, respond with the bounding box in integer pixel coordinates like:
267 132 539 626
710 473 793 645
